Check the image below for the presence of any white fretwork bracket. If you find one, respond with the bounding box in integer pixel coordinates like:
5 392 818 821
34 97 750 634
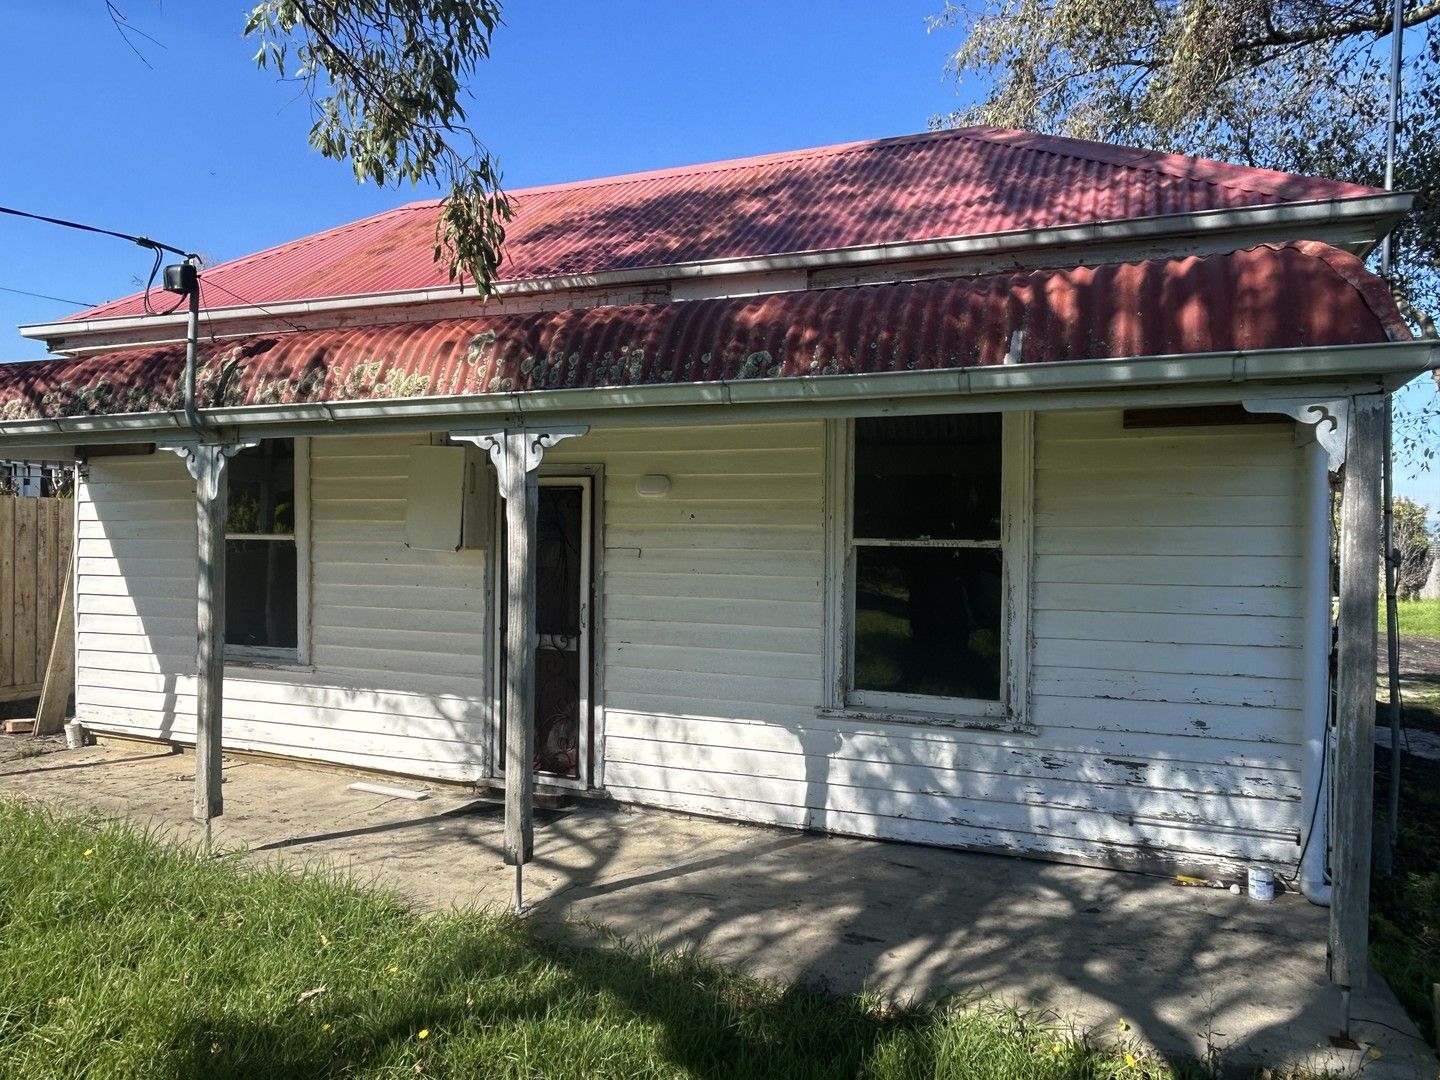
1240 397 1350 471
450 426 589 497
157 439 258 481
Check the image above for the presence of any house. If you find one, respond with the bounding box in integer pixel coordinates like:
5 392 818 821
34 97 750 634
0 129 1433 995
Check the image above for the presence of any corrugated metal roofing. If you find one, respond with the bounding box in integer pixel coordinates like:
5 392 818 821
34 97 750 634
0 243 1405 423
69 127 1383 322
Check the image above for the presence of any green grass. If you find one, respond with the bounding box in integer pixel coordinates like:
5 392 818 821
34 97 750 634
0 800 1222 1080
1380 598 1440 638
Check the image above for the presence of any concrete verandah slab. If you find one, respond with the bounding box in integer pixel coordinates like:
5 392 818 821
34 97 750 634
0 739 1432 1078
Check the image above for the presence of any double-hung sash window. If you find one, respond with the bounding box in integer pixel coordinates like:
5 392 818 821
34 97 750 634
225 439 306 662
827 412 1032 729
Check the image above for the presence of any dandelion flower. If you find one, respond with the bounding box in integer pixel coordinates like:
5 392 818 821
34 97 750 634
1050 1044 1062 1054
321 1023 331 1032
417 1029 429 1040
1124 1052 1138 1068
83 849 94 858
389 965 399 975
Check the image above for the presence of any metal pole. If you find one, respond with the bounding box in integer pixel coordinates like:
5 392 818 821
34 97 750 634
1381 0 1404 279
1384 405 1403 861
1380 0 1406 865
182 259 204 437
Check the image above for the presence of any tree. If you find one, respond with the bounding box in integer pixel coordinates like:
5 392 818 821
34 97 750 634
929 1 1440 462
1393 496 1435 598
244 1 510 292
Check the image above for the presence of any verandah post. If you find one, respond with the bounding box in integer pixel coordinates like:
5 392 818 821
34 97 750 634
160 439 253 853
451 426 586 912
1329 392 1385 995
193 444 228 834
499 431 538 869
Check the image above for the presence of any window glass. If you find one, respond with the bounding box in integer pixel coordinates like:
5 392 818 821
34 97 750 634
853 414 1000 541
850 413 1005 706
227 441 295 535
853 547 1002 700
224 440 298 655
225 539 299 650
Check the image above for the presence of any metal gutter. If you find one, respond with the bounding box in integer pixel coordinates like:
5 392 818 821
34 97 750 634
1 340 1432 450
20 192 1413 355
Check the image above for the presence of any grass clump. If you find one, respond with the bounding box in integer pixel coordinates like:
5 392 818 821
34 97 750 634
0 800 1195 1079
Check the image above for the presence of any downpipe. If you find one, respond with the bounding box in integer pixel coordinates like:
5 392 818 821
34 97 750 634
1300 439 1333 906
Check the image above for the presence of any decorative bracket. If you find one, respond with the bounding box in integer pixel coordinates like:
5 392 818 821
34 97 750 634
1240 397 1350 471
450 426 589 498
157 439 258 482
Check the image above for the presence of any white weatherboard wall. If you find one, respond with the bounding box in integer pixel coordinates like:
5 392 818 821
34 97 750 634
74 412 1308 874
74 435 492 779
547 413 1308 873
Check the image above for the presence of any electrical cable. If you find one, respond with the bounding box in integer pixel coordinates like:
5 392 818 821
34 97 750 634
1350 1017 1432 1045
0 204 194 259
1 202 196 317
0 285 97 308
198 278 307 334
1281 730 1326 888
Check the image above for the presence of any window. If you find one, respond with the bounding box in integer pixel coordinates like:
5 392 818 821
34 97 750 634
824 413 1032 729
225 439 308 663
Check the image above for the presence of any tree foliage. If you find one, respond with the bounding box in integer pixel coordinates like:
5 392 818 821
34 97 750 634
931 1 1440 463
1393 495 1436 597
245 1 510 292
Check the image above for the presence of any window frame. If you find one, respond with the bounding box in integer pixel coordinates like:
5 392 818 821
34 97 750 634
821 413 1033 732
223 437 311 668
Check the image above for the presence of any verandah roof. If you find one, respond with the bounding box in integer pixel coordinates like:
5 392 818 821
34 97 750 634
0 241 1408 424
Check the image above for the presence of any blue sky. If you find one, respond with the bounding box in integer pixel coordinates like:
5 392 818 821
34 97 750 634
1 1 1434 505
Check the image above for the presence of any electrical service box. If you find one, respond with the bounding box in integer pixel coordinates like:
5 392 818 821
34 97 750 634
403 444 495 551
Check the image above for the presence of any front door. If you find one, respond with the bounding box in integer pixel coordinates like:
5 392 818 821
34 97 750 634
529 476 592 785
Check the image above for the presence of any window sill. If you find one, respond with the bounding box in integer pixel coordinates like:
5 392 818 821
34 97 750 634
224 658 315 675
814 705 1034 735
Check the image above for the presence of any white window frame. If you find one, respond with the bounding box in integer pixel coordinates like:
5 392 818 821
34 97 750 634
820 412 1033 732
224 437 311 668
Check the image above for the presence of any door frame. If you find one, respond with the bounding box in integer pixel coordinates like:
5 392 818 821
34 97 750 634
489 467 604 791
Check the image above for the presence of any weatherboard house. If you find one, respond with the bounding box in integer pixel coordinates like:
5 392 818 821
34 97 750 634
0 130 1431 991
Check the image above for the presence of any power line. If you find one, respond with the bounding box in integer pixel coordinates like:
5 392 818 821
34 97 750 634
0 284 96 308
0 204 194 259
200 278 307 334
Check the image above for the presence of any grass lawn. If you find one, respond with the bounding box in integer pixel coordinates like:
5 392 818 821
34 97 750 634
1383 598 1440 639
0 801 1213 1080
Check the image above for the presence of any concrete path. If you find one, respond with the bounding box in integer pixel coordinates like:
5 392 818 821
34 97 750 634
0 737 1434 1079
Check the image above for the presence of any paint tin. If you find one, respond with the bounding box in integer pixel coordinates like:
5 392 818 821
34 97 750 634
63 721 86 751
1247 866 1275 902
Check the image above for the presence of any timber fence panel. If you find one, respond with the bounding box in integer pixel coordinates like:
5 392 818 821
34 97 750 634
1 496 74 702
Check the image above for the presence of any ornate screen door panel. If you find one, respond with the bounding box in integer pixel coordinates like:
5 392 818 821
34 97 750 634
530 476 592 785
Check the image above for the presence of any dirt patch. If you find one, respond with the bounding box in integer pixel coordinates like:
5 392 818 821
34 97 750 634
0 732 67 767
1396 633 1440 678
1379 633 1440 733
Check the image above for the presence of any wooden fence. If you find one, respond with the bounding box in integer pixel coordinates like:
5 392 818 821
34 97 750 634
0 497 73 703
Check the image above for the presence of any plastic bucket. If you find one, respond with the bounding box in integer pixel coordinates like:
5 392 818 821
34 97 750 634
1247 866 1275 902
63 721 86 750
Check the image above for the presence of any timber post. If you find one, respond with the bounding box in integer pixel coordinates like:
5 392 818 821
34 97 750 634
451 426 586 910
159 439 254 851
1329 392 1386 995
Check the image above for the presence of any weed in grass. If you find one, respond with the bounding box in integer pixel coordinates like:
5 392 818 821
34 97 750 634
0 800 1214 1079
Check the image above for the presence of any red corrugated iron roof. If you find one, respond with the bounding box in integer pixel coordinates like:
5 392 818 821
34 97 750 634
68 128 1383 322
0 243 1405 423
